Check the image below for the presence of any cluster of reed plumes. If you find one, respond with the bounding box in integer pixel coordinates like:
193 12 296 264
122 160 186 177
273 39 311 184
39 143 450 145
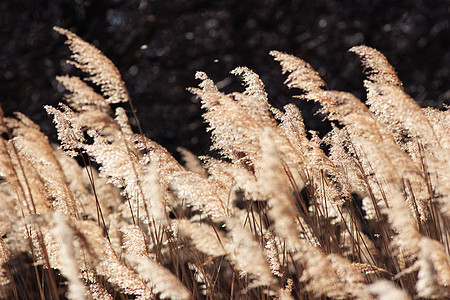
0 27 449 299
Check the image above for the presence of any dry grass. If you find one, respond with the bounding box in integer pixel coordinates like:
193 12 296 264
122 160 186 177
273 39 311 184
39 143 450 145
0 28 448 299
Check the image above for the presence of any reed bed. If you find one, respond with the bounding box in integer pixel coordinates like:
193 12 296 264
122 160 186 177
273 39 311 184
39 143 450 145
0 27 448 299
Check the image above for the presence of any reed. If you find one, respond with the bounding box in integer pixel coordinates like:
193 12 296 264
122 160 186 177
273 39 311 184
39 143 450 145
0 27 448 299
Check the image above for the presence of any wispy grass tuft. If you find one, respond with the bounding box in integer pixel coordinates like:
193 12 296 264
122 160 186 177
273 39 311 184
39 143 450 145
0 28 448 299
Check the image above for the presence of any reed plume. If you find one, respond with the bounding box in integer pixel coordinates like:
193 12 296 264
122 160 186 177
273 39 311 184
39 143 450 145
0 28 448 299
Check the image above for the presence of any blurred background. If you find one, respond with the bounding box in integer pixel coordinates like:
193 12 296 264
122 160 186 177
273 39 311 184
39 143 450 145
1 0 449 157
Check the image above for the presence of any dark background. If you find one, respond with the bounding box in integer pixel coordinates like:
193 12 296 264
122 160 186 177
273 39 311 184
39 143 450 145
1 0 449 157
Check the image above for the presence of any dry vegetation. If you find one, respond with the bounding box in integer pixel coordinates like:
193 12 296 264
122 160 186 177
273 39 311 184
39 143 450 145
0 27 449 299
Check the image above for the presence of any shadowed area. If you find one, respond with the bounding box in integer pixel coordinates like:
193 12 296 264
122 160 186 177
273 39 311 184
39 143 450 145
1 0 448 156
